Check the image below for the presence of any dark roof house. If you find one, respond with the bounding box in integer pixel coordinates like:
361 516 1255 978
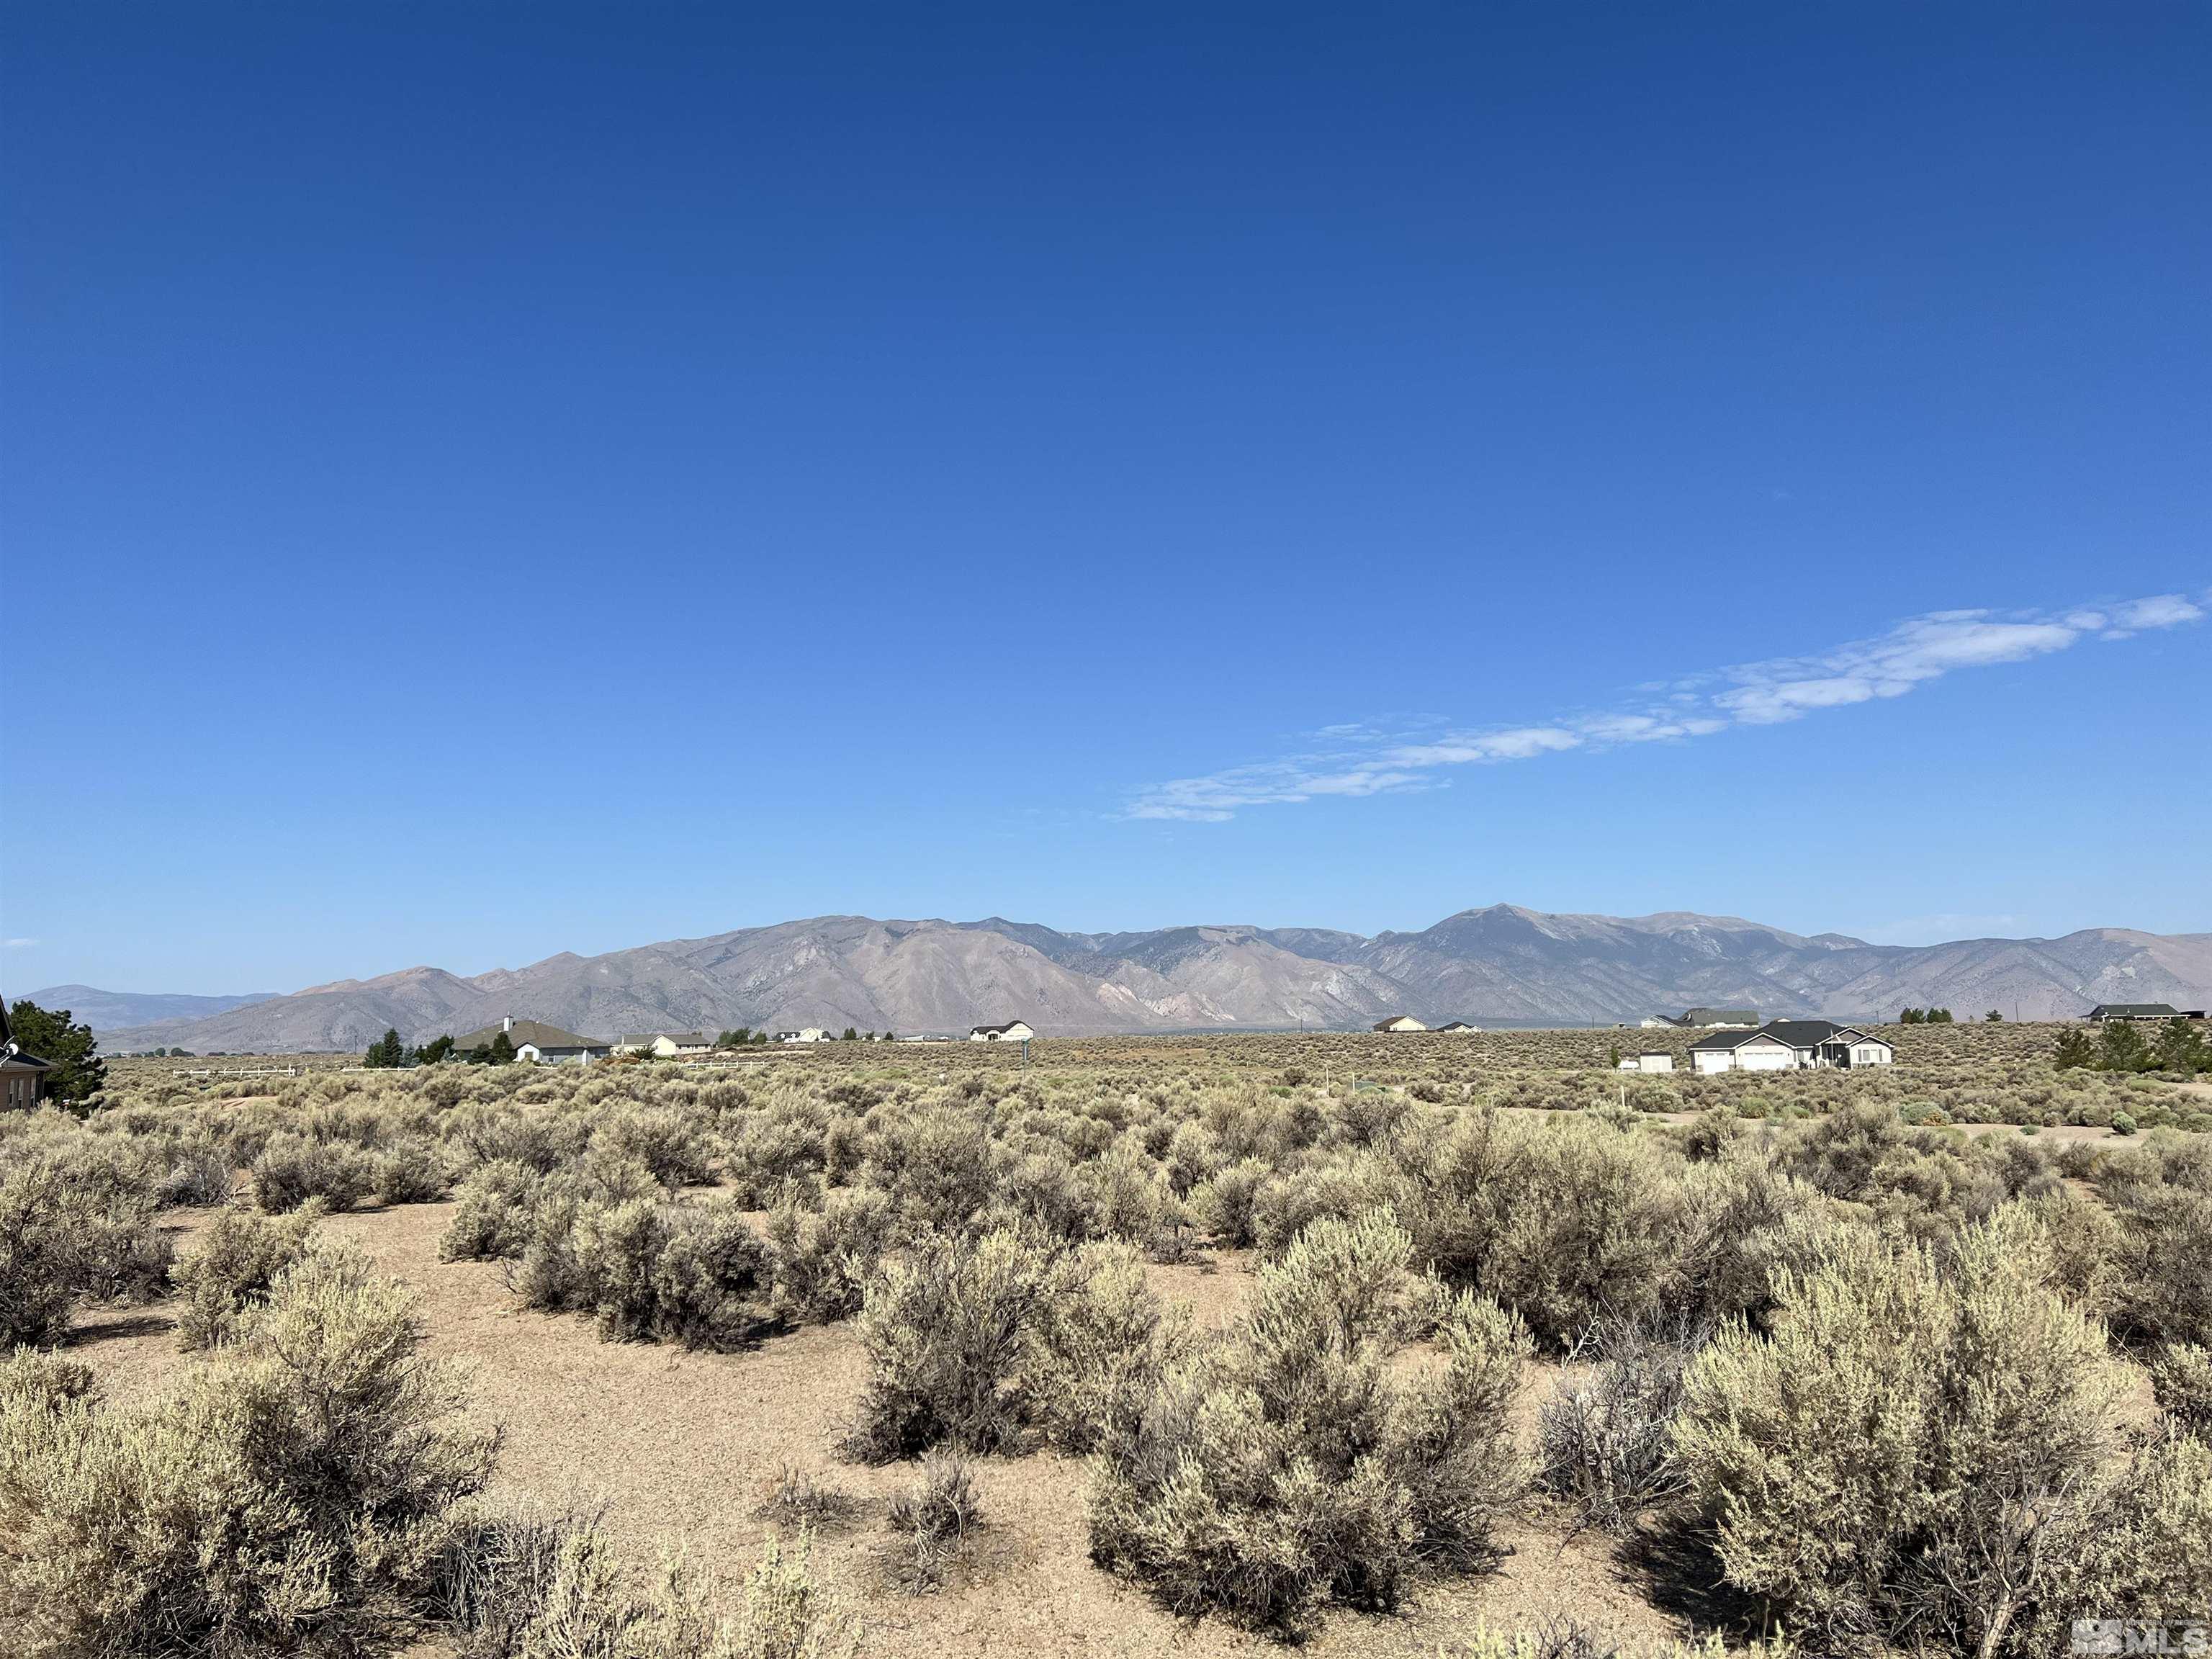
2085 1003 2193 1022
450 1016 609 1056
1 994 55 1110
1681 1008 1758 1027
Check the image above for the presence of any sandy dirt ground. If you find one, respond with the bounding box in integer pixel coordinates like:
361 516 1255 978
68 1199 1691 1659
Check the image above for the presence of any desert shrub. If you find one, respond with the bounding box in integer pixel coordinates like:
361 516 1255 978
374 1133 454 1205
595 1105 714 1187
440 1159 543 1262
766 1185 896 1323
1022 1240 1189 1454
2149 1342 2212 1436
1671 1204 2163 1655
156 1138 235 1206
1089 1212 1527 1634
866 1104 998 1234
755 1462 861 1531
0 1159 171 1346
1402 1112 1695 1349
884 1449 982 1593
174 1202 321 1348
253 1130 378 1213
724 1100 833 1204
0 1348 97 1412
436 1503 852 1659
844 1226 1052 1462
1189 1155 1270 1247
1538 1318 1704 1530
1449 1629 1798 1659
526 1197 778 1352
2015 1427 2212 1656
0 1244 495 1657
2112 1110 2138 1136
2100 1141 2212 1348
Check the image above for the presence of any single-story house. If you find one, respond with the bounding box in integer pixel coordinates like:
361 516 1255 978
2085 1003 2203 1022
969 1020 1035 1043
1640 1016 1680 1030
775 1028 832 1043
1372 1016 1427 1033
615 1031 716 1058
1690 1020 1894 1074
451 1015 611 1065
1 996 55 1110
1681 1008 1758 1028
1434 1020 1480 1033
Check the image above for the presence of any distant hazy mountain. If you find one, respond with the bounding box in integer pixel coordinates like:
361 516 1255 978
86 907 2212 1054
21 984 278 1033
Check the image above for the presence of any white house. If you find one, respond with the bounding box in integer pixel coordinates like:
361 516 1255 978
1434 1020 1481 1033
450 1015 611 1065
775 1028 832 1044
1689 1020 1894 1074
1635 1051 1674 1073
616 1031 716 1058
968 1020 1035 1042
1372 1016 1427 1033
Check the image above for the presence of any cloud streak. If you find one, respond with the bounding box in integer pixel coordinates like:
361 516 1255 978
1126 589 2206 821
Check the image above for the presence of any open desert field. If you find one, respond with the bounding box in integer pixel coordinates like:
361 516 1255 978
7 1024 2211 1658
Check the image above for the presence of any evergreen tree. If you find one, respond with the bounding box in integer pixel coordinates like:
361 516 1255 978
362 1028 406 1069
2153 1017 2208 1075
841 1026 858 1042
2053 1028 2096 1070
2099 1020 2149 1074
4 999 106 1106
488 1030 517 1065
414 1034 456 1066
1984 1010 2003 1022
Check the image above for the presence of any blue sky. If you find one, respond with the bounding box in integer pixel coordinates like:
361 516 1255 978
3 3 2207 994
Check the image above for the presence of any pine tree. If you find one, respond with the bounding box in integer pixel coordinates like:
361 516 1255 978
3 999 107 1105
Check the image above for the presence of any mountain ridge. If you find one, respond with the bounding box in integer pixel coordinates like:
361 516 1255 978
69 906 2212 1053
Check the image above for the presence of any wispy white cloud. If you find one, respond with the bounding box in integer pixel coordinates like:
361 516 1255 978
1124 589 2205 822
2 938 37 950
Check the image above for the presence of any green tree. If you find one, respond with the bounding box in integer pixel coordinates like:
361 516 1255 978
1899 1007 1923 1025
1984 1010 2003 1022
842 1027 858 1042
2153 1017 2207 1076
413 1034 455 1066
362 1029 406 1069
2099 1020 2150 1074
4 999 106 1106
2054 1029 2097 1070
487 1030 517 1066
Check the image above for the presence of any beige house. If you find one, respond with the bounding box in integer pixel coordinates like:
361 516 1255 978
968 1020 1035 1043
1372 1016 1426 1033
775 1028 832 1043
616 1030 715 1058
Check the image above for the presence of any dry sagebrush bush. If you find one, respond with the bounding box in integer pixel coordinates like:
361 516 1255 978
0 1244 496 1658
843 1226 1051 1462
253 1129 379 1213
1089 1212 1529 1634
521 1195 779 1352
883 1449 983 1594
435 1503 854 1659
174 1202 322 1349
1671 1204 2200 1657
439 1158 543 1262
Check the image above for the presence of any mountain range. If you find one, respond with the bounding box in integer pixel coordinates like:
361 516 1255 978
45 907 2212 1054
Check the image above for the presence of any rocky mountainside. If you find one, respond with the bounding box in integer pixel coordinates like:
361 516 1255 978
86 907 2212 1053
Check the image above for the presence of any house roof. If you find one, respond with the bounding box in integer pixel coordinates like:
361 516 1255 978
1691 1019 1883 1052
1681 1008 1758 1025
2088 1003 2180 1019
621 1030 711 1046
452 1018 606 1051
1435 1021 1479 1031
0 997 51 1069
1371 1016 1425 1031
969 1020 1031 1035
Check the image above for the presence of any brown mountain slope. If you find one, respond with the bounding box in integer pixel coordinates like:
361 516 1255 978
94 907 2212 1052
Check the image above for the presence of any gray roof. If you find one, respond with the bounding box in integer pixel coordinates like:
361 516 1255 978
452 1018 606 1051
1682 1008 1758 1025
2087 1003 2180 1019
970 1020 1030 1035
1690 1019 1879 1052
0 997 51 1068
